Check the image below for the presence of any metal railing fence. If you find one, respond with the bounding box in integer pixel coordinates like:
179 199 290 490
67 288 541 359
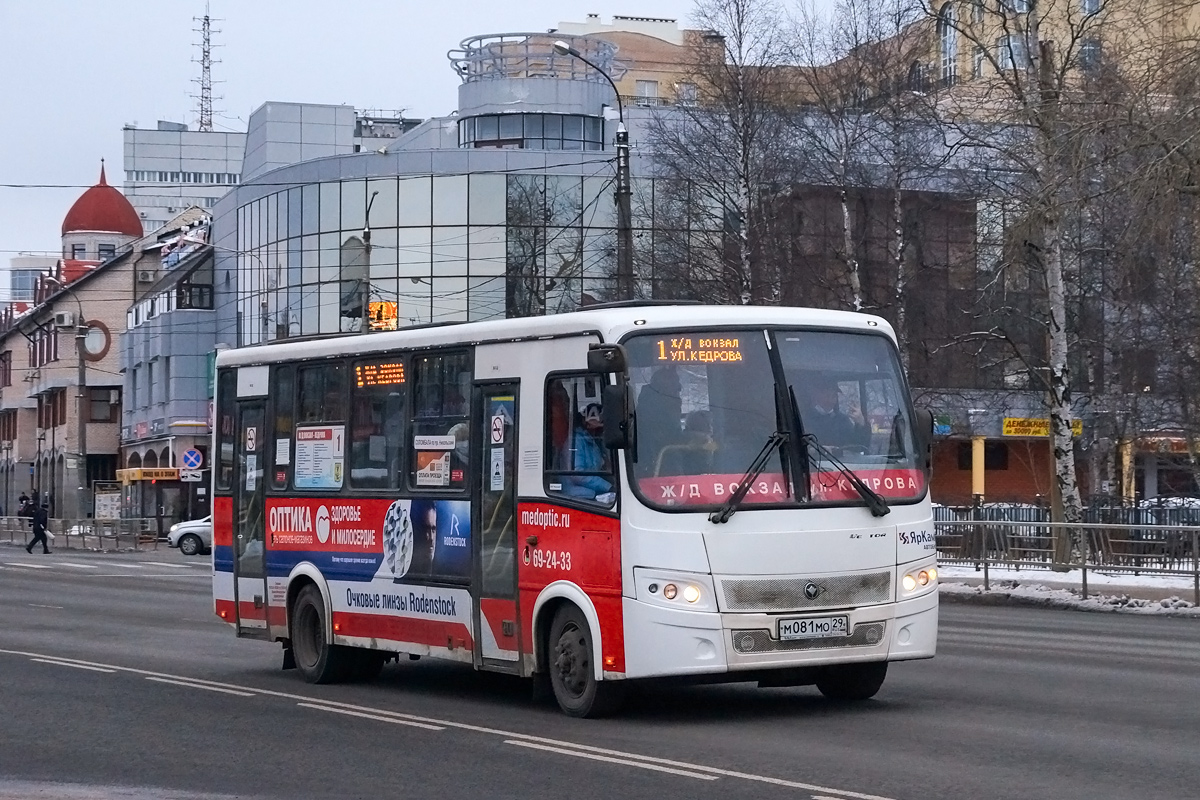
0 516 160 551
934 516 1200 604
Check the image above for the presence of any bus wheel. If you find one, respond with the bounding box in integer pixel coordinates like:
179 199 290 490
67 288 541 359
290 585 352 684
548 605 624 718
816 662 887 702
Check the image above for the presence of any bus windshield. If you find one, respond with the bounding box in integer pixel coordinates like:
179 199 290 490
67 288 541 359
625 328 925 511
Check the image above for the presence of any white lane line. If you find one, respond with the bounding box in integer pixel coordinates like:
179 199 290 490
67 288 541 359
31 658 116 673
506 739 718 780
28 604 64 609
140 561 194 569
0 647 895 800
54 563 98 569
5 562 53 569
298 702 444 730
98 563 147 569
145 676 256 697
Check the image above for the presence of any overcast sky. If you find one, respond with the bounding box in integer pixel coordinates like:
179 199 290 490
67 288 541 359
0 1 828 264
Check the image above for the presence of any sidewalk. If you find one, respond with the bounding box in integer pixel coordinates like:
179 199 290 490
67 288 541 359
939 563 1200 616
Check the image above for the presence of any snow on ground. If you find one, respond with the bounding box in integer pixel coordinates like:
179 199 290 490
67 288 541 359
938 563 1200 617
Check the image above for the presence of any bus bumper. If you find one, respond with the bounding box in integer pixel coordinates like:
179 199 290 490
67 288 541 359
620 590 937 679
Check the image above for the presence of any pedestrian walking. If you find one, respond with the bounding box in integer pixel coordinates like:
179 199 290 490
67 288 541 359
26 503 50 555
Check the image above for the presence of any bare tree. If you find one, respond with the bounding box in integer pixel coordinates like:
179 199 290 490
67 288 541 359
646 0 796 304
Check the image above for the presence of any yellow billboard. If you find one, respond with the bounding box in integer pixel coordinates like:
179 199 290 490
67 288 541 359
1002 417 1083 437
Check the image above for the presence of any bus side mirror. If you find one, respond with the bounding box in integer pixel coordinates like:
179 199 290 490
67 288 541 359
600 383 632 449
913 408 934 472
587 343 628 374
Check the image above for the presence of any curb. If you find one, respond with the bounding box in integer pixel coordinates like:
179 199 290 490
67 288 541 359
939 584 1200 618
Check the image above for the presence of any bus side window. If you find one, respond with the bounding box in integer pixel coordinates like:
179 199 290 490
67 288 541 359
544 374 615 506
216 369 236 491
298 362 347 423
272 365 294 490
409 352 471 491
351 358 407 489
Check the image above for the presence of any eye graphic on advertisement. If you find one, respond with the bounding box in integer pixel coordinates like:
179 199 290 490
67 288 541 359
315 506 330 544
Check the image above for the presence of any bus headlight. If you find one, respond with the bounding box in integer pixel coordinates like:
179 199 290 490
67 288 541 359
634 569 717 612
901 564 938 597
663 583 678 600
682 585 701 604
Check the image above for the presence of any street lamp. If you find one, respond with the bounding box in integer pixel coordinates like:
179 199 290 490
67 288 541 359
553 39 635 301
42 275 90 516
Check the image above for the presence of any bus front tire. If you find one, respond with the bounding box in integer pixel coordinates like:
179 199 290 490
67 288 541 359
816 661 887 701
290 585 353 684
548 605 625 718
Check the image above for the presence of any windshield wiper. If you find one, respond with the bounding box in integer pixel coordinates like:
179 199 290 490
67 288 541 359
803 435 891 517
708 431 787 524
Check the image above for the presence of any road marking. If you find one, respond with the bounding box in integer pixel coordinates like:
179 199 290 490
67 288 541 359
5 562 53 569
100 563 147 569
55 563 98 569
505 739 718 780
145 676 256 697
298 702 444 730
27 604 64 609
0 647 896 800
140 561 194 569
31 658 115 673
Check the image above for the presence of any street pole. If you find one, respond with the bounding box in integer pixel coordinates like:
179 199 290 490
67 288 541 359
76 323 88 517
553 40 635 301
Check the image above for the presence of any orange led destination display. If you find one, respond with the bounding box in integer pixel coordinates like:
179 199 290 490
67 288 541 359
356 361 406 388
655 336 743 363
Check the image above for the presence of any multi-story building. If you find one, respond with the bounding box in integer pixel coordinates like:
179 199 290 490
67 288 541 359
119 210 217 526
122 121 246 236
0 165 144 518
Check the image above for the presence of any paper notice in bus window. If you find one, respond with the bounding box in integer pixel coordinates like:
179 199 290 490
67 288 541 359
295 425 346 489
490 447 504 490
415 451 450 487
275 438 291 465
414 435 455 450
246 455 257 491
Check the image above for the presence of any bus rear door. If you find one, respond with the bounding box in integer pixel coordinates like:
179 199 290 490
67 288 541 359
232 396 268 638
474 383 521 670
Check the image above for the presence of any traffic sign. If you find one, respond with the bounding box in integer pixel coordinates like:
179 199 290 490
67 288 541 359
181 469 204 482
182 448 204 469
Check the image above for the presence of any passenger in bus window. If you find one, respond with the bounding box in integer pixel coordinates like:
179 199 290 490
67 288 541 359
802 377 868 449
636 367 683 474
562 403 613 502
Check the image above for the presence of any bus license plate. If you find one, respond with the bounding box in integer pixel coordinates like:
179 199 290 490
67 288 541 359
778 615 849 641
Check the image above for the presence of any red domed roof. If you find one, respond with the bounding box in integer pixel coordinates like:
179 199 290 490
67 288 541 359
61 163 143 238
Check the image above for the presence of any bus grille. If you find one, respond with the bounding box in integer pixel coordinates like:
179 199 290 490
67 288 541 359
720 572 892 612
731 622 886 654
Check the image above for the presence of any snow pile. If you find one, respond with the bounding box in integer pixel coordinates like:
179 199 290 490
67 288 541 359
940 579 1200 617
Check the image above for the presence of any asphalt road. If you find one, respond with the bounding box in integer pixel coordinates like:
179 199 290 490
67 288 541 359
1 544 1198 800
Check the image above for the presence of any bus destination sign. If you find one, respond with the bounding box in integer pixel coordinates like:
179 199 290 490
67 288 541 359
655 336 743 363
356 362 406 388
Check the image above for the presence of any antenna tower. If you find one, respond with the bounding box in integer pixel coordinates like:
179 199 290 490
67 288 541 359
192 3 223 131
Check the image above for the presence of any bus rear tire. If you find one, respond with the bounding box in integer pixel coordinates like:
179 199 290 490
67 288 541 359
548 605 625 718
816 661 887 701
290 585 353 684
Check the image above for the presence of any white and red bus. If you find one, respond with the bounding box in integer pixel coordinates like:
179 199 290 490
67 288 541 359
213 304 937 716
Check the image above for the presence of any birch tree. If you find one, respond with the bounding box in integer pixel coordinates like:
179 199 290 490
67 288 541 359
646 0 795 304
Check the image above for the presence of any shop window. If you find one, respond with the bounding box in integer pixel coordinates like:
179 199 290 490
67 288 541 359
544 374 615 505
350 358 407 489
409 352 471 491
957 441 1010 470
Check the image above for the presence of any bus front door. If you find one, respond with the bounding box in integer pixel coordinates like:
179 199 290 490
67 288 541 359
232 400 268 637
474 384 521 669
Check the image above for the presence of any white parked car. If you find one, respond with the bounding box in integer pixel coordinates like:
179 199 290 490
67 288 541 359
168 516 212 556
